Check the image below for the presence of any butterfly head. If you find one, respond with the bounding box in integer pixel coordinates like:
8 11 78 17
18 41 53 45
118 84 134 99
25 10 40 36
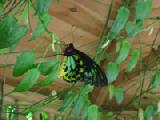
64 43 76 56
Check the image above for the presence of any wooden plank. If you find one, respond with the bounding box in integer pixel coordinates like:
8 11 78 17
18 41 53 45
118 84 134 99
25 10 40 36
152 0 160 9
50 0 105 36
74 0 119 26
74 0 110 21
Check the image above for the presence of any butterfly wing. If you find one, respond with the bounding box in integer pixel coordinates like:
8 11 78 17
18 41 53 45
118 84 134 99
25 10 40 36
59 56 78 83
59 43 108 87
75 50 108 87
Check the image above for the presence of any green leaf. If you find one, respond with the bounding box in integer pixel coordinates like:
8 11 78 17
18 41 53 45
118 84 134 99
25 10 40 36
18 2 30 24
13 51 36 77
72 85 93 117
55 115 63 120
0 0 5 4
151 70 160 88
107 62 120 83
39 60 60 75
108 7 130 40
126 21 143 38
81 100 90 120
116 41 121 53
157 101 160 113
144 105 155 120
8 43 18 52
139 108 144 120
59 91 75 112
80 84 94 94
109 86 124 104
0 49 4 55
35 0 52 15
116 40 130 64
111 7 130 32
88 105 99 120
31 14 52 40
108 84 115 100
31 21 44 40
6 105 17 120
135 0 152 20
25 112 33 120
126 49 140 72
72 85 93 116
59 85 93 116
72 96 85 117
38 63 60 87
114 88 124 104
14 68 40 92
105 112 115 120
40 112 48 120
0 3 3 14
0 16 27 49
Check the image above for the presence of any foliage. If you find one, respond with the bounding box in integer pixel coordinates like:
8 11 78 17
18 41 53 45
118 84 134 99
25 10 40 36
0 0 159 120
151 70 160 88
13 51 36 77
135 0 152 20
108 7 130 41
126 49 140 72
6 105 17 120
88 105 99 120
107 62 120 83
25 112 33 120
13 68 40 92
59 85 94 119
40 112 49 120
108 85 124 104
0 16 27 49
37 60 60 87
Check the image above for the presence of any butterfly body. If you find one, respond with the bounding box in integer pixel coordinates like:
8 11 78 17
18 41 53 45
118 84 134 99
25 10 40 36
59 43 108 87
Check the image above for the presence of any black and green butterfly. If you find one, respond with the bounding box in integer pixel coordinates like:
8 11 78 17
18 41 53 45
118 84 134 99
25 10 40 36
59 43 108 87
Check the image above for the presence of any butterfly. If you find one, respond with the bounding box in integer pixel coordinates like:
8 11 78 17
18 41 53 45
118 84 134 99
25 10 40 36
58 43 108 87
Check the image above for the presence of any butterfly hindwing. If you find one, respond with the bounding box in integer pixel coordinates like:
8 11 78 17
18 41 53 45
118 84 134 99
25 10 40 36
76 51 108 86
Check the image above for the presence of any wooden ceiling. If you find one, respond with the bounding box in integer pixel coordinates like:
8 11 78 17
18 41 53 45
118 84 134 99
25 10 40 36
0 0 160 112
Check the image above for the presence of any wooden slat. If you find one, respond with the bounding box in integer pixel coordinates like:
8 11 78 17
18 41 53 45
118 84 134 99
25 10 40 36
75 0 110 21
152 0 160 9
50 0 105 36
